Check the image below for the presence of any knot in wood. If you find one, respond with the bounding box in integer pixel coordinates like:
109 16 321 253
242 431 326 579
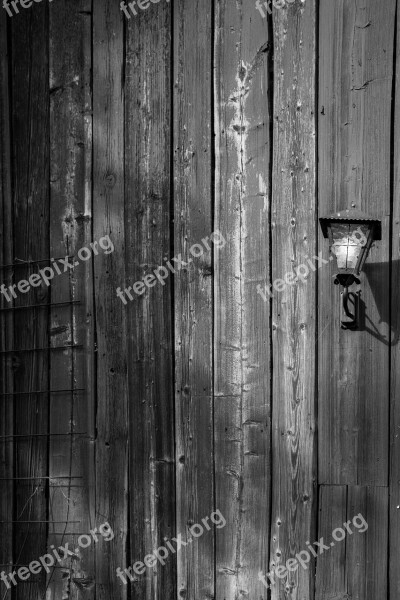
104 173 116 188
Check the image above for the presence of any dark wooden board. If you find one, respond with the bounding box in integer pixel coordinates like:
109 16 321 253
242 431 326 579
315 485 347 600
48 0 94 597
390 0 400 595
93 1 128 598
124 2 175 599
0 8 14 600
318 0 395 485
346 486 388 599
316 485 388 600
11 6 50 599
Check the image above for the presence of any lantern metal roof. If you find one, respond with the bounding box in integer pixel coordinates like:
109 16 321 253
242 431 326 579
319 209 381 241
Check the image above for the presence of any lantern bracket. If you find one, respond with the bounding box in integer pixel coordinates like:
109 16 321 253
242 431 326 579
334 273 360 287
341 288 360 330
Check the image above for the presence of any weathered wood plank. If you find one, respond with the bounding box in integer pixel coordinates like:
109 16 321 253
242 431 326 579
269 1 317 599
124 3 175 600
318 0 395 485
0 8 14 599
316 485 388 600
390 1 400 595
11 6 50 599
315 485 347 600
93 1 128 598
173 0 214 597
48 1 94 598
347 486 388 599
214 0 271 598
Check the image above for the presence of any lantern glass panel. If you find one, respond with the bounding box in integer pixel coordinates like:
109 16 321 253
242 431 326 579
330 223 370 273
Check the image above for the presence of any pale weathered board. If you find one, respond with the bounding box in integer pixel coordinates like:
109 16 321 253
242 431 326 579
270 1 317 599
173 0 214 598
214 0 271 598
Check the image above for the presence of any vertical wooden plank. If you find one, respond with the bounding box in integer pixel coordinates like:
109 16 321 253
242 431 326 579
11 5 50 599
173 0 214 598
48 0 94 598
347 486 388 599
315 486 347 600
93 1 128 598
270 1 317 599
318 0 395 485
0 9 14 598
124 3 175 600
390 1 400 596
214 0 271 598
316 485 388 600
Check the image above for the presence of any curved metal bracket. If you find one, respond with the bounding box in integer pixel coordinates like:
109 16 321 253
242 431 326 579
340 288 359 330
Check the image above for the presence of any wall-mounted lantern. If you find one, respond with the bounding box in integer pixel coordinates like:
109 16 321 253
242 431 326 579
319 210 381 330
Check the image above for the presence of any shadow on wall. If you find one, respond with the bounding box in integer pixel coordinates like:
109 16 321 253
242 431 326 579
358 260 400 346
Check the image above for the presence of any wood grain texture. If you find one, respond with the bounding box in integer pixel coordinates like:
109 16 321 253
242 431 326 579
346 486 388 600
173 0 214 598
270 1 317 599
93 1 128 598
318 0 395 485
11 6 50 599
315 486 347 600
316 485 388 600
49 1 94 598
1 1 399 598
0 9 13 599
390 0 400 595
124 3 175 599
214 0 271 597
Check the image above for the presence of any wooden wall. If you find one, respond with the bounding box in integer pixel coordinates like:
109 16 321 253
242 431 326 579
0 0 398 598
